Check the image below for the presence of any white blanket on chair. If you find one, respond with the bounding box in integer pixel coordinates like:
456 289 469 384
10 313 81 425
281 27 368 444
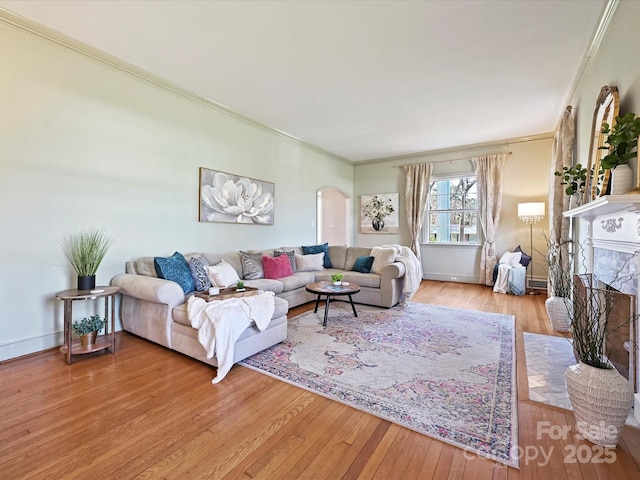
187 291 275 384
382 244 423 304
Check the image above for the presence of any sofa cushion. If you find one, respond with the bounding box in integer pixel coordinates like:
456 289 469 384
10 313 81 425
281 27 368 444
154 252 196 294
341 272 381 288
202 252 242 277
295 252 324 271
189 256 211 292
239 251 264 280
243 278 284 294
370 247 397 274
279 271 316 291
301 242 332 268
327 245 347 270
274 250 297 273
352 255 374 273
345 247 372 271
205 260 241 288
263 254 292 279
136 256 158 277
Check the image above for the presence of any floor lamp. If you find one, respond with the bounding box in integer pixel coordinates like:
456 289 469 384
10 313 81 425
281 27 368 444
518 202 545 295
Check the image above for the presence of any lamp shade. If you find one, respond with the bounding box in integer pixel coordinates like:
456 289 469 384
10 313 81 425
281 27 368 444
518 202 545 224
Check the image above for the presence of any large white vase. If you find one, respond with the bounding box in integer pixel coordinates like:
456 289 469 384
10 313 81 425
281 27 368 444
565 362 634 447
545 296 571 332
609 164 633 195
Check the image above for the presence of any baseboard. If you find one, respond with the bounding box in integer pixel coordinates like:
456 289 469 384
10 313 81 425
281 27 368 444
424 273 479 284
0 330 64 362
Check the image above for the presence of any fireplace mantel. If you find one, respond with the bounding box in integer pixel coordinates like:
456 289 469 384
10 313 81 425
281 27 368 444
563 195 640 220
562 194 640 417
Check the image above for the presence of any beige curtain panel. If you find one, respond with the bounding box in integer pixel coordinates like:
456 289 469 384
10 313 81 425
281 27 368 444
402 162 433 261
548 106 575 294
472 154 507 286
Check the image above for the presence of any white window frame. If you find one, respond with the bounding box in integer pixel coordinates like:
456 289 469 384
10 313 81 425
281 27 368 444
422 174 480 245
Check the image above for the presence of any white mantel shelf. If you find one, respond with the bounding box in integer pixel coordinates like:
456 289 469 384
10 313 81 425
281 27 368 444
563 195 640 220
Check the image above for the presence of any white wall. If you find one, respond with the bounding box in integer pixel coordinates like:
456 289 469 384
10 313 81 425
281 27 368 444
0 21 353 360
354 137 553 283
573 1 640 187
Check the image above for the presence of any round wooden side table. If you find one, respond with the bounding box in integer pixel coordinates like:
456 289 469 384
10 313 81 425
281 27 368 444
305 281 360 327
55 286 119 364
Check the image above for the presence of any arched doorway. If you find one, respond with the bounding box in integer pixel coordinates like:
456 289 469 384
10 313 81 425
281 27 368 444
316 187 351 246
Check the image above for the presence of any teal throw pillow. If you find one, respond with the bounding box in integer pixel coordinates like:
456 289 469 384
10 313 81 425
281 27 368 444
154 252 195 294
352 255 374 273
301 242 332 268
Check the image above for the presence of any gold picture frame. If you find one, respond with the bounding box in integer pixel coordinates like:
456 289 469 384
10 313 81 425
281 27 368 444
585 85 619 203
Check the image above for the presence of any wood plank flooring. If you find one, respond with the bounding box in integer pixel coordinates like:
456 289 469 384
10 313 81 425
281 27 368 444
1 280 639 479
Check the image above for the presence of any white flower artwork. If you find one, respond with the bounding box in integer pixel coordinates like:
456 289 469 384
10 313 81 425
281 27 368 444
360 193 399 233
199 168 275 225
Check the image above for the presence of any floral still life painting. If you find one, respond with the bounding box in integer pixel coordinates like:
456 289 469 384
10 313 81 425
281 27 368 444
199 168 275 225
360 193 399 233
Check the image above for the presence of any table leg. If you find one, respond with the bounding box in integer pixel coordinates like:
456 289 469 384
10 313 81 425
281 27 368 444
64 300 73 365
323 295 331 327
109 294 116 353
348 295 358 317
314 294 321 313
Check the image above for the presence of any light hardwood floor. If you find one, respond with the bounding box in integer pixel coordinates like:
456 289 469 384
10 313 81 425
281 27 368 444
1 280 639 479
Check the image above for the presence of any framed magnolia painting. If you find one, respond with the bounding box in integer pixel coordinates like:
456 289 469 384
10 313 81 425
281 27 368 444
199 167 275 225
360 193 399 233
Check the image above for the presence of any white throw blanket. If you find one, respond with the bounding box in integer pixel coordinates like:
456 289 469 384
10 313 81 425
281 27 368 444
493 264 512 294
187 291 275 384
493 264 526 295
382 244 423 304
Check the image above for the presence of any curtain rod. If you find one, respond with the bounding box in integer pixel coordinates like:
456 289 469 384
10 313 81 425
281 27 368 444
396 151 512 166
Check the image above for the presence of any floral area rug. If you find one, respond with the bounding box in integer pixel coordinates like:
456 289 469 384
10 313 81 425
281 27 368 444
240 301 519 468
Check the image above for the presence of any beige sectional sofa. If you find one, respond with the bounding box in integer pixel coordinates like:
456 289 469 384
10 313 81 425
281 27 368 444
110 245 406 367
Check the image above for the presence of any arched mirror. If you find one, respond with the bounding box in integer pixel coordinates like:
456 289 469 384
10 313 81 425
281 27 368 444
585 85 619 202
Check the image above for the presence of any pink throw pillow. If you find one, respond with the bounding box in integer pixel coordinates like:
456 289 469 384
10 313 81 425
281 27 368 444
262 254 293 279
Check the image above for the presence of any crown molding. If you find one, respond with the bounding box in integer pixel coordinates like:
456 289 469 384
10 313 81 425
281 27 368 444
0 8 352 165
355 132 555 166
563 0 620 113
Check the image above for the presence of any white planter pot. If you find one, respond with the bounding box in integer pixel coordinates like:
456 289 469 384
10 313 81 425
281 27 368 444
609 164 633 195
545 296 571 332
565 362 634 447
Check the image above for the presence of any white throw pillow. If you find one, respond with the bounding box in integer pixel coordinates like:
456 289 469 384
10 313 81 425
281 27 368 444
295 252 324 271
205 260 240 287
370 247 397 274
499 251 522 268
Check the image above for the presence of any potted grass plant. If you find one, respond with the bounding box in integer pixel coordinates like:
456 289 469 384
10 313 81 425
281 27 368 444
61 227 113 291
331 273 344 285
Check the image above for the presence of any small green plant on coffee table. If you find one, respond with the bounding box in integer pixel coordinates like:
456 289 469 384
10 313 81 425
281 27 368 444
236 280 245 289
331 273 344 283
72 314 106 335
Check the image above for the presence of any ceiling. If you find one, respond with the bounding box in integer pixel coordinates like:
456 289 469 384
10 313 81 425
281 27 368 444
0 0 607 162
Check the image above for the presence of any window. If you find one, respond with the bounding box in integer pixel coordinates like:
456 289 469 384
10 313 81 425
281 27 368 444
424 175 479 244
